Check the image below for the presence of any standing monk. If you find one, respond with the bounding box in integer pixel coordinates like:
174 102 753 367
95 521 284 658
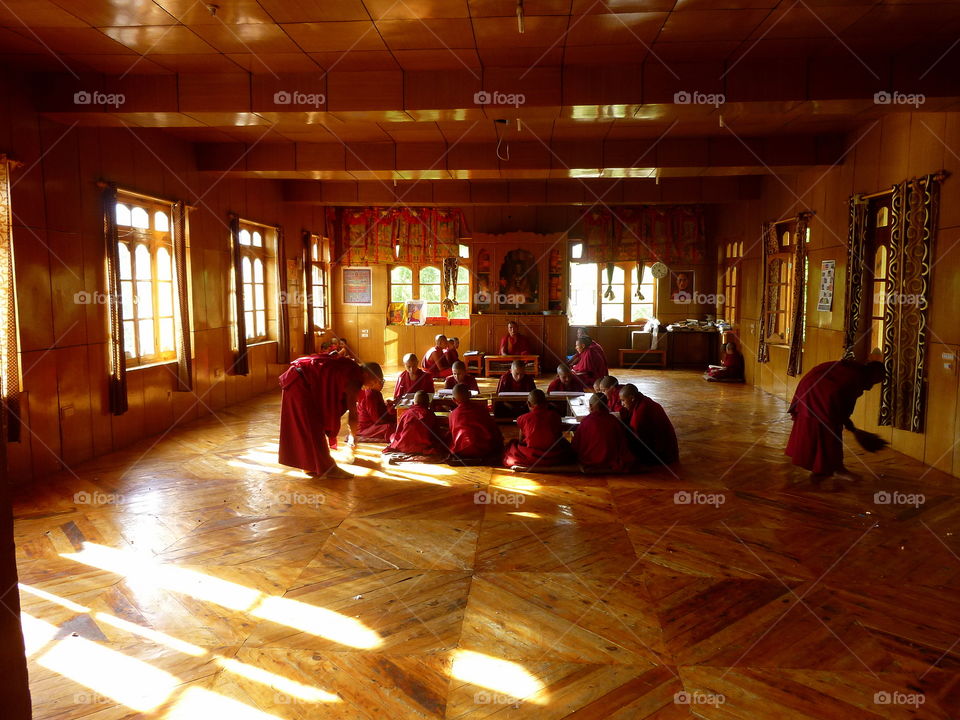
499 320 532 355
422 335 451 378
572 336 608 388
572 393 635 473
394 353 435 400
278 355 380 479
355 362 396 442
619 384 679 466
448 384 504 464
786 359 885 482
503 389 575 469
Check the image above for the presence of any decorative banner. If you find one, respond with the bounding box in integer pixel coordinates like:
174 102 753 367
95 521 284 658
329 207 468 264
817 260 835 312
581 206 706 264
342 267 373 305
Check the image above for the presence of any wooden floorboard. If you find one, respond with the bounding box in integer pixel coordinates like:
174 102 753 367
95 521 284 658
12 369 960 719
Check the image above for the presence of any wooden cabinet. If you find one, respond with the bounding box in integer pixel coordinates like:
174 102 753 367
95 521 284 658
666 331 720 368
468 313 568 372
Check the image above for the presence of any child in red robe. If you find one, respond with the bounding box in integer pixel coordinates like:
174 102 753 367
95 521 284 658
572 393 635 473
503 389 575 470
704 342 745 382
355 362 396 442
278 356 380 479
595 375 623 413
444 361 479 392
394 353 435 400
619 383 678 466
383 391 448 458
547 364 585 393
448 383 503 464
421 334 451 378
443 336 460 369
572 336 608 388
495 359 536 417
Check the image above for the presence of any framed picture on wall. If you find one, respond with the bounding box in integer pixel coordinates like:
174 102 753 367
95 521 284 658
342 267 373 305
670 270 694 304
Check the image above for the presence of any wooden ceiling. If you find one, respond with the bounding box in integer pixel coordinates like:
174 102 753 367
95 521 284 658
3 0 960 201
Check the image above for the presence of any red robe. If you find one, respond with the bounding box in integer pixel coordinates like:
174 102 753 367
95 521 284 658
547 376 585 393
572 405 635 472
620 395 679 466
422 345 451 377
393 369 435 400
444 374 479 392
443 347 460 368
449 401 504 459
503 405 574 468
604 385 624 413
786 360 869 474
706 352 744 380
495 372 536 417
499 334 532 355
573 343 608 387
278 356 362 474
384 405 447 455
356 388 396 441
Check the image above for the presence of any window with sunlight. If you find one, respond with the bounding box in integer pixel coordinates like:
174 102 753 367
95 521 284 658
237 221 275 343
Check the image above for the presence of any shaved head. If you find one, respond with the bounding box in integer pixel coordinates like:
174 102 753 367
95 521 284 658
527 388 546 406
598 375 619 391
413 390 430 407
452 383 472 403
588 392 607 411
362 362 384 382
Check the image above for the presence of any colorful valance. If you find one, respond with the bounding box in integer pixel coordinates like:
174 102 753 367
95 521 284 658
326 207 468 265
580 206 706 264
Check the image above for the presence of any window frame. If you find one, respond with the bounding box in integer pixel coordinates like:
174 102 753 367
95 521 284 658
868 197 892 354
236 220 277 344
387 261 471 325
309 234 331 332
568 243 657 326
721 240 743 325
762 223 810 346
115 192 178 369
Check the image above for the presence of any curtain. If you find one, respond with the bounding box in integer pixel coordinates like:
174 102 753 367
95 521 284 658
102 184 128 415
171 202 193 392
0 156 21 441
330 207 467 264
756 221 778 364
786 212 812 376
879 173 941 433
275 225 290 364
842 194 869 359
582 206 706 264
228 214 249 376
301 231 315 355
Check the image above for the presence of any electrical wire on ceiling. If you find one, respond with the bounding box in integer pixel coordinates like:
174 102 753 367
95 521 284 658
517 0 525 33
494 118 510 161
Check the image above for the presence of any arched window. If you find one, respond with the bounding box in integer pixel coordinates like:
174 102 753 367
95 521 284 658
236 221 274 343
876 206 889 228
871 244 888 353
115 204 131 227
390 266 413 303
420 265 442 319
630 264 655 323
448 266 471 320
154 210 169 232
131 207 149 230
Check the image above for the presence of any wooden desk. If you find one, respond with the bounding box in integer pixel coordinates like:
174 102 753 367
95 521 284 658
619 348 667 369
463 353 484 374
395 392 486 416
484 355 539 377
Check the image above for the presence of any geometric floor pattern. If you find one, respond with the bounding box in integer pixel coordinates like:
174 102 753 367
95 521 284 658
9 370 960 718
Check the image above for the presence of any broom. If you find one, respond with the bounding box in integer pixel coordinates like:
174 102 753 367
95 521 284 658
851 428 889 453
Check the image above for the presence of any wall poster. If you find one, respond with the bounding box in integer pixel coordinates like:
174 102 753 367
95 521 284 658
342 267 373 305
817 260 835 312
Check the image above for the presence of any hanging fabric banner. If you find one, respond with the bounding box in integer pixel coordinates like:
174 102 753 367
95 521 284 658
329 207 468 265
580 206 706 264
0 155 22 439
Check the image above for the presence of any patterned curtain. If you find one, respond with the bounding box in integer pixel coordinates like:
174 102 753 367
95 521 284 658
879 174 942 433
301 231 315 355
786 212 812 376
228 214 249 376
103 184 128 415
756 221 778 364
0 156 22 440
842 194 869 359
275 225 290 364
581 206 706 264
329 207 467 264
171 202 193 392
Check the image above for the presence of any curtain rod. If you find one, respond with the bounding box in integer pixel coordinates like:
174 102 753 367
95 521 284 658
860 170 950 200
96 180 196 210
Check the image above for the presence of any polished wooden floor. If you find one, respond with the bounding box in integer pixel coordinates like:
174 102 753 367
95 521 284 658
12 370 960 719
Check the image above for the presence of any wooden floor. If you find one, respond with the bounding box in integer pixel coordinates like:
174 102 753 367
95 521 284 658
12 369 960 719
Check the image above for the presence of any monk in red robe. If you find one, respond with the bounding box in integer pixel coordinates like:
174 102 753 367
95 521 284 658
422 334 451 378
547 364 585 393
619 383 678 466
572 336 608 388
448 383 503 464
704 342 745 382
495 359 536 417
444 361 479 392
499 320 532 355
786 359 885 482
383 391 448 457
596 375 623 413
278 355 380 479
355 362 396 442
443 336 460 368
503 389 575 469
394 353 435 400
572 393 635 473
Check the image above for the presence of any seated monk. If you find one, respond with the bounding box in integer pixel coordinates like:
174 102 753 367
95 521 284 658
503 389 575 469
572 393 635 473
566 327 589 364
394 353 435 400
572 335 608 388
448 383 504 464
355 362 396 442
547 364 586 393
619 383 679 466
444 361 479 392
595 375 623 413
444 336 460 368
704 342 745 382
495 359 536 418
499 320 532 355
383 391 448 457
421 334 451 378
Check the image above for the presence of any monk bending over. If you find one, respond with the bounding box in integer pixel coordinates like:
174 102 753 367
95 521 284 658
422 334 451 378
619 383 678 467
572 336 608 388
278 355 380 479
595 375 624 413
448 383 504 465
355 362 396 442
503 389 575 470
495 359 536 418
383 391 448 457
394 353 435 400
572 393 635 473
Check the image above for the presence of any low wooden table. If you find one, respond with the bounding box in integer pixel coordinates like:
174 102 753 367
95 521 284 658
618 348 667 369
463 353 484 374
483 354 539 377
